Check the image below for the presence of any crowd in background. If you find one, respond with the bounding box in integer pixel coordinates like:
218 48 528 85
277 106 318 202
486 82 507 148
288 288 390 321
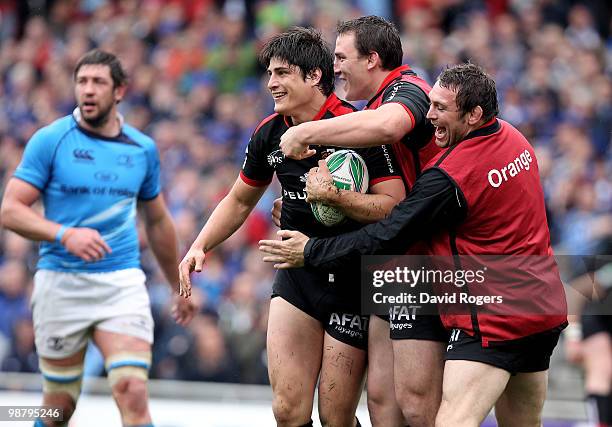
0 0 610 385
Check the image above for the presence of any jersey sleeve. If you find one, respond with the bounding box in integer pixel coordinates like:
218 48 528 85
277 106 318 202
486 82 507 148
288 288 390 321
240 129 274 187
13 127 56 190
358 144 402 187
381 81 430 129
139 143 161 200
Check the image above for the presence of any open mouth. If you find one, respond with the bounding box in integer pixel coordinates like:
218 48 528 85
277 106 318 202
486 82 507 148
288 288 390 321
271 92 287 101
81 102 97 112
434 125 447 140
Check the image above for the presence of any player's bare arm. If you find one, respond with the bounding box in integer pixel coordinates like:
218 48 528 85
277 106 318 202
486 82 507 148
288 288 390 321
140 194 198 326
280 103 413 159
179 178 266 296
306 160 405 222
1 178 111 262
259 229 309 269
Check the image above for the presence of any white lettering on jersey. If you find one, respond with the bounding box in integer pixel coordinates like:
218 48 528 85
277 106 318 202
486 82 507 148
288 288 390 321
283 188 307 200
487 149 533 188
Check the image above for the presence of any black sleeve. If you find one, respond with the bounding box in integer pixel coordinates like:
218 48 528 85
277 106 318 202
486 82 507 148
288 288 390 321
240 129 274 186
381 81 429 128
357 144 402 184
304 168 467 270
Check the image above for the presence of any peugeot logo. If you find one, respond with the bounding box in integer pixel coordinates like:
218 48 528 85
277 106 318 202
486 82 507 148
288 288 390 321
73 149 94 161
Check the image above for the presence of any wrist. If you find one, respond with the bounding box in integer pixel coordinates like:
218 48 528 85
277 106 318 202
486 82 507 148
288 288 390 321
191 243 206 254
55 225 68 244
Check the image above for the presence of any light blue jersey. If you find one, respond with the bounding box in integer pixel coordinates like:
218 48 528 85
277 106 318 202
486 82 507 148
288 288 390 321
14 111 161 272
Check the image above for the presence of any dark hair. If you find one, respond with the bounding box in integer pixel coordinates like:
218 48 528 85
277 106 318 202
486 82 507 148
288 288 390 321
74 49 128 88
259 27 334 96
437 63 499 122
337 15 402 70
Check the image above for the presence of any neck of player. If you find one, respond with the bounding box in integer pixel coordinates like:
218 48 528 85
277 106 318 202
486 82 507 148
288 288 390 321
289 91 328 125
79 110 121 138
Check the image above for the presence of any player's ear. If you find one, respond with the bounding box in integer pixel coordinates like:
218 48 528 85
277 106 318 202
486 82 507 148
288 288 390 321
114 84 127 104
366 51 380 70
307 68 322 87
468 105 483 125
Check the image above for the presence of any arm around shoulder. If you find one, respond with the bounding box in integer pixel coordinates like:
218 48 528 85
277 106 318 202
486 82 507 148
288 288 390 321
286 103 413 149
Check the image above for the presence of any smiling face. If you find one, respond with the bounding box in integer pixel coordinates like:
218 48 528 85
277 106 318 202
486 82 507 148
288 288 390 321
267 57 319 117
74 64 123 128
426 81 473 148
334 32 370 101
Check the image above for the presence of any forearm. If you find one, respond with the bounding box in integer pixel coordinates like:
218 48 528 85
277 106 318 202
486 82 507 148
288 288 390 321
146 215 179 286
299 110 400 148
326 190 399 223
305 169 466 270
1 200 61 242
189 195 255 253
305 212 412 270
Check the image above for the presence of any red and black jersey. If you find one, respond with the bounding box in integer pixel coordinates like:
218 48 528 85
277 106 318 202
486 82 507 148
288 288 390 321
240 93 401 238
304 118 567 345
425 118 567 344
365 65 439 190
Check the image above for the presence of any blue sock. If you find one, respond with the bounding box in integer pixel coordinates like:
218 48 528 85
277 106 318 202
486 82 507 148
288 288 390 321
33 419 46 427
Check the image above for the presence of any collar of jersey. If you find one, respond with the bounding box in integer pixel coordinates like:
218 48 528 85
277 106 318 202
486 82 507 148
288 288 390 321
283 94 340 127
72 107 125 139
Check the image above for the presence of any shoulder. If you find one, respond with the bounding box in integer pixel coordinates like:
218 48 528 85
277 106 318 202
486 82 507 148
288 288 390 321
27 115 77 149
121 124 157 150
326 95 357 117
382 79 430 104
35 115 77 139
253 113 282 136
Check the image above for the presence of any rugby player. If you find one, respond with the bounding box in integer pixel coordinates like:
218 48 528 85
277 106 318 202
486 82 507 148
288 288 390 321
0 49 196 427
273 15 442 427
178 27 404 427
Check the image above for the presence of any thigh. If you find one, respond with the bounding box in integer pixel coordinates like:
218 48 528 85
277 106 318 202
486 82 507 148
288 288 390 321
92 329 151 359
495 371 548 427
367 315 394 395
582 332 612 393
91 269 154 344
392 338 445 394
267 296 324 400
40 349 87 367
318 332 367 414
32 270 93 359
438 360 510 425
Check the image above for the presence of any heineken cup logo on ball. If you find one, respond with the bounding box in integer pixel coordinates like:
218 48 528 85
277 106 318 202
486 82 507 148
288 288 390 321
311 150 369 226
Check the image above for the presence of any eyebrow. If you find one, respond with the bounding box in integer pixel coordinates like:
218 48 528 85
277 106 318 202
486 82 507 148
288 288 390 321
267 66 291 73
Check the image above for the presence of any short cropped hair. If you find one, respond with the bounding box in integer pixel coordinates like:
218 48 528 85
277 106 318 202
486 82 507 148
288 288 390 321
74 49 128 88
437 63 499 122
259 27 334 96
337 15 403 70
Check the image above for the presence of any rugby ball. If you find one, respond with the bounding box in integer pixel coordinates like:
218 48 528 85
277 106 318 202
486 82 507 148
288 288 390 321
311 150 369 226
